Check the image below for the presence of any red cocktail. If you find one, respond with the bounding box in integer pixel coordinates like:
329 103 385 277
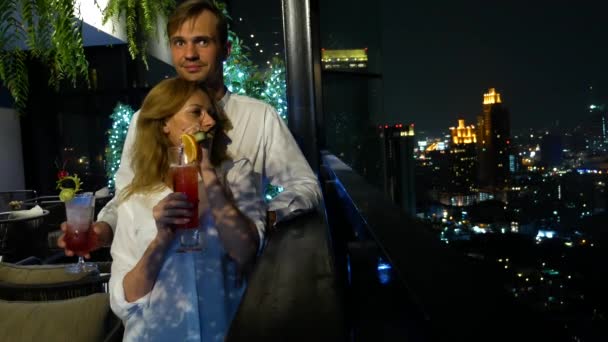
64 225 97 256
64 192 97 273
169 145 202 252
172 164 199 229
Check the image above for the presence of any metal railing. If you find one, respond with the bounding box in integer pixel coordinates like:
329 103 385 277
320 151 540 341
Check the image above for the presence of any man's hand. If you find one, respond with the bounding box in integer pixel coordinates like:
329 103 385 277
198 134 214 172
57 221 114 259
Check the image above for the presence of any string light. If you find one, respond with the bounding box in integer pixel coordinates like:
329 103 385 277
105 103 135 189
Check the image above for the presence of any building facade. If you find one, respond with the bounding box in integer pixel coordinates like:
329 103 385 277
449 119 478 194
379 124 416 216
476 88 511 191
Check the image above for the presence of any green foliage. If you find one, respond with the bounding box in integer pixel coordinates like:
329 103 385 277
50 0 89 87
260 58 288 121
224 32 263 96
223 34 287 123
0 0 27 112
0 0 89 113
264 183 284 203
0 50 29 111
102 0 175 69
0 0 22 52
105 103 135 189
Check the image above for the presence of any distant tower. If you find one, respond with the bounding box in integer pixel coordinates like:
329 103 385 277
476 88 511 190
587 100 608 154
449 119 478 193
379 123 416 216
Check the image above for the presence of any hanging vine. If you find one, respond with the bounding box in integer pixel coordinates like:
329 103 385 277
102 0 176 69
0 0 89 113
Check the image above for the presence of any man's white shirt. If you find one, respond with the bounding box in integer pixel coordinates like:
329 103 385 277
98 91 322 229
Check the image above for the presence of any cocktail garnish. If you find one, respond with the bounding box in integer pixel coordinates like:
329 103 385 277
180 133 199 162
56 174 82 202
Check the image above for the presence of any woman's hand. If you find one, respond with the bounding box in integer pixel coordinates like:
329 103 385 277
199 134 214 171
152 192 193 244
122 192 192 303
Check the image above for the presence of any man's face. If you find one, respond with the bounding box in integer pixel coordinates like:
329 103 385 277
170 10 224 84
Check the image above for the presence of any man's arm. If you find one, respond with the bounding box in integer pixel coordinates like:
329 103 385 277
59 111 140 257
263 107 322 224
97 110 140 229
199 131 263 267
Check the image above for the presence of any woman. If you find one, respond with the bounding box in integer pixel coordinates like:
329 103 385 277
109 78 265 341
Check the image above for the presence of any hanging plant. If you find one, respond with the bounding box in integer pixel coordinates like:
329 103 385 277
102 0 176 69
0 0 89 113
224 32 261 95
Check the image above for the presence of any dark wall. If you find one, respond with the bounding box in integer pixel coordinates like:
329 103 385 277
20 45 173 194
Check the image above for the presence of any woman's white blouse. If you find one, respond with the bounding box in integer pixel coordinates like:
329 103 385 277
109 159 266 342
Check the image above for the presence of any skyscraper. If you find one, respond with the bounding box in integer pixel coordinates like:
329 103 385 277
321 48 368 70
379 123 416 216
586 104 608 154
476 88 511 191
586 85 608 154
449 119 478 193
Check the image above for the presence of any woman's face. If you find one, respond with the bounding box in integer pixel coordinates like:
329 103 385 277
163 89 217 146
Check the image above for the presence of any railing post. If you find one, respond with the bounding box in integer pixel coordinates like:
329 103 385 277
281 0 323 173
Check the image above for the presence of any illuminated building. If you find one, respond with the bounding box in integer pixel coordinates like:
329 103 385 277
449 118 477 145
321 48 368 70
476 88 511 190
586 103 608 154
379 123 416 216
448 119 478 194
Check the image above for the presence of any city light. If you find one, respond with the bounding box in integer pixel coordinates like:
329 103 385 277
449 119 477 144
482 87 502 105
377 258 392 285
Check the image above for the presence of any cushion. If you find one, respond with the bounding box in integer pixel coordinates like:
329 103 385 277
0 293 111 342
0 262 91 285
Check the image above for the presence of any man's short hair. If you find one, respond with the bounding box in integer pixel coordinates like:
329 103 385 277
167 0 229 49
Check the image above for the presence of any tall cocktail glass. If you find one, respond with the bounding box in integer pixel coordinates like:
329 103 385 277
64 192 98 273
169 146 201 251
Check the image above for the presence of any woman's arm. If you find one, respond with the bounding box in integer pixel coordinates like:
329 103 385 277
122 233 172 302
122 192 192 302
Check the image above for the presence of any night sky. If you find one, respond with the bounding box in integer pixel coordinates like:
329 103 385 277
228 1 607 136
380 0 608 135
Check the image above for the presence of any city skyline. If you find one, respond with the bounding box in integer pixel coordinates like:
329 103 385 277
379 0 608 134
214 1 608 137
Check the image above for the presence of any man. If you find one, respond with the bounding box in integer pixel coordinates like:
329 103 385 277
58 0 321 256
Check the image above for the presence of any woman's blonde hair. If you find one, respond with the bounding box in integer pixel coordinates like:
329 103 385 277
121 77 231 201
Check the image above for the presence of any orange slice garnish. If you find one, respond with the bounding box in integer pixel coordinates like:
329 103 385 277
180 133 199 163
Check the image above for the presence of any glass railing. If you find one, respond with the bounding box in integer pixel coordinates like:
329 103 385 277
320 151 554 341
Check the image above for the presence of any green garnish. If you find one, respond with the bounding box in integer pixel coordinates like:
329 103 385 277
56 174 82 202
193 131 207 143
